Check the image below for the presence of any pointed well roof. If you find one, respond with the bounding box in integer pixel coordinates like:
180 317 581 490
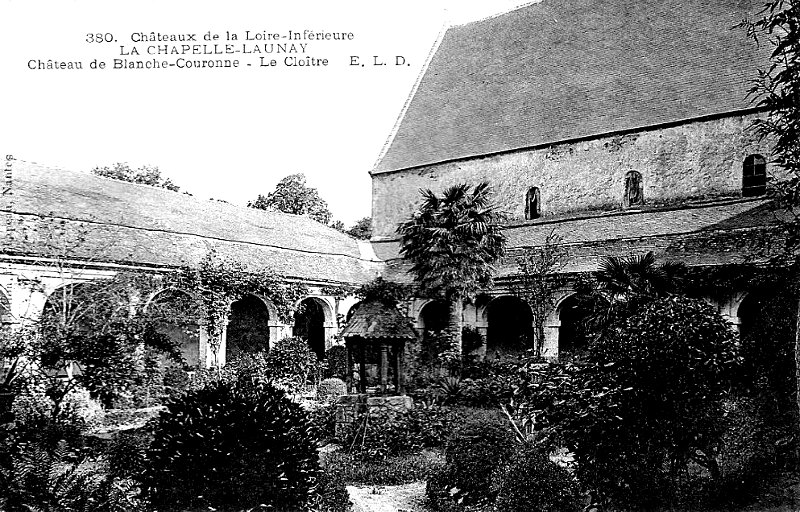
342 300 417 340
373 0 769 174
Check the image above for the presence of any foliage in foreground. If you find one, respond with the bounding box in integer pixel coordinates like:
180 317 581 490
492 444 583 512
531 296 741 509
324 450 444 487
426 416 516 510
142 379 321 511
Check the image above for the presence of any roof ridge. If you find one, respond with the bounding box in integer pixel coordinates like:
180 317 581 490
370 21 449 175
447 1 545 28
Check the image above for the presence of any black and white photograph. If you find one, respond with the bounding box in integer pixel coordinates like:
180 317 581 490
0 0 798 510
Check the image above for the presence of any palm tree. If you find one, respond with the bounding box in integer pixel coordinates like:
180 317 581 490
590 251 687 333
397 182 506 353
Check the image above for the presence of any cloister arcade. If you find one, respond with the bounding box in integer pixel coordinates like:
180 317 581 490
0 261 357 368
0 257 784 367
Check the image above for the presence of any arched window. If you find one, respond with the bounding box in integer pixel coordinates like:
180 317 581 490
624 171 643 207
742 154 767 197
525 187 541 220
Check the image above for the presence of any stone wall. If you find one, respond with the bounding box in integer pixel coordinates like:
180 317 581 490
334 394 413 437
372 113 776 239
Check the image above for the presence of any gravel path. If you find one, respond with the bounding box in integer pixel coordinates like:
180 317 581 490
347 482 427 512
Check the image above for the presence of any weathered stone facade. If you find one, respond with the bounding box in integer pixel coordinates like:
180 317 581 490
372 112 776 240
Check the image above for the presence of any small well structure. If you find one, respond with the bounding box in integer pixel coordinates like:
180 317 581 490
336 300 417 436
341 300 417 395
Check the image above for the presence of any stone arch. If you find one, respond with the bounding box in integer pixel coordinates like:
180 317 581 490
146 288 202 367
485 295 533 358
42 281 114 331
226 294 273 361
417 299 449 332
294 296 334 359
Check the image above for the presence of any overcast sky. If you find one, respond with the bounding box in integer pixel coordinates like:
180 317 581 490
0 0 535 225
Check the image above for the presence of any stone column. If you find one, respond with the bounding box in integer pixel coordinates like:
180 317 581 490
379 342 388 395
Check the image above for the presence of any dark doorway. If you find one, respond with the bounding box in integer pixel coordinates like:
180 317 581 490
486 296 533 358
294 298 326 359
558 294 595 358
227 295 271 361
148 289 201 367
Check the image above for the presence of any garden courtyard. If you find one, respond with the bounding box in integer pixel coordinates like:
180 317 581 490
2 0 800 509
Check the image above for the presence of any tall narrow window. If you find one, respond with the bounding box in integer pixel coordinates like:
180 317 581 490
742 154 767 197
624 171 644 207
525 187 541 220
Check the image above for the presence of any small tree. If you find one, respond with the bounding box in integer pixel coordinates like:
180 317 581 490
559 296 740 508
397 182 505 353
92 162 180 191
740 0 800 427
513 229 569 357
248 173 333 225
346 217 373 240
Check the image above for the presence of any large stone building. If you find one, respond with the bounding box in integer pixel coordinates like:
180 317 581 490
371 0 786 357
0 0 789 366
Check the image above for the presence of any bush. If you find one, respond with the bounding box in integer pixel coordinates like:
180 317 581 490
341 403 458 461
308 401 338 444
106 430 151 480
324 450 444 486
710 396 793 508
558 296 741 508
310 469 352 512
426 417 516 510
493 444 583 512
324 345 349 381
142 379 320 511
318 378 347 401
11 382 104 449
265 336 320 392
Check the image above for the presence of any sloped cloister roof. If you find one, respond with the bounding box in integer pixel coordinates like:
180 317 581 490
3 160 383 285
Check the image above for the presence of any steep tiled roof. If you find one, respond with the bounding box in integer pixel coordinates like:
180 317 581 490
341 300 417 339
378 199 784 281
2 160 383 284
374 0 769 174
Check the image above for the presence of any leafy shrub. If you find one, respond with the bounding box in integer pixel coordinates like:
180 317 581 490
0 440 148 512
556 296 741 508
426 417 516 510
142 379 320 511
324 450 444 486
324 345 349 381
310 469 352 512
492 444 583 512
343 410 416 461
318 377 347 401
341 403 458 461
11 382 104 449
264 336 320 392
709 396 793 508
461 326 484 355
308 401 338 444
106 430 151 480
